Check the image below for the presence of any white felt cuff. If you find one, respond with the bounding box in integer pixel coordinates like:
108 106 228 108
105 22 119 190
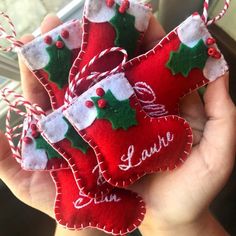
85 0 152 32
177 14 228 81
21 118 48 170
63 73 134 131
19 20 82 70
38 107 69 144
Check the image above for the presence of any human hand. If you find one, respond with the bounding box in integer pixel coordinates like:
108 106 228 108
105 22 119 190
0 14 107 236
131 16 236 236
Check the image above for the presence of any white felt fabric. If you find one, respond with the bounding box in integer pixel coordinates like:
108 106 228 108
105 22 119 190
64 73 134 131
38 107 69 144
19 20 82 70
85 0 151 32
21 118 48 170
177 14 228 81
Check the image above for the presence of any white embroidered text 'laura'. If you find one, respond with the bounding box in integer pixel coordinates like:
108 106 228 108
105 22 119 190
119 132 174 171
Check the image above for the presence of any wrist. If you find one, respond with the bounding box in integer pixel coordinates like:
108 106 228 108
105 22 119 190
139 210 229 236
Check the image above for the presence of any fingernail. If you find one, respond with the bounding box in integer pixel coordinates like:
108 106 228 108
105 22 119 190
43 13 57 21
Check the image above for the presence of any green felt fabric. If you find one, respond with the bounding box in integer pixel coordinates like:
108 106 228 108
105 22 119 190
44 36 72 89
109 4 140 58
35 134 62 160
166 39 208 77
63 117 90 154
91 90 137 130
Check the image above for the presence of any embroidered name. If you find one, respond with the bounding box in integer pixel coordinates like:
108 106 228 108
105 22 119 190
119 132 174 171
73 192 121 210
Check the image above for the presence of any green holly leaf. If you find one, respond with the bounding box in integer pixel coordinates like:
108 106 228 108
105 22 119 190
63 117 89 154
166 39 208 77
91 90 137 130
109 4 140 58
44 36 72 89
35 134 62 160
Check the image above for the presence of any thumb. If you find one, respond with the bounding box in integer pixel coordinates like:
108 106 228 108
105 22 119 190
0 131 22 182
199 73 236 174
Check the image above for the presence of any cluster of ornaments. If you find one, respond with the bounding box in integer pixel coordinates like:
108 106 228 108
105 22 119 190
5 0 229 235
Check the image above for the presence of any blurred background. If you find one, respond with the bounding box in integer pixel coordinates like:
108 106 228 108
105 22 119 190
0 0 235 235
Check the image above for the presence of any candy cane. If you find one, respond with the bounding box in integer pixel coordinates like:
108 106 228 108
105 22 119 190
0 12 23 52
65 47 128 105
202 0 231 26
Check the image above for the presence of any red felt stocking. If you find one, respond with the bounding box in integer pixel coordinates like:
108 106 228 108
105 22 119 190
19 20 82 109
124 13 228 117
0 88 68 171
69 0 152 89
37 108 113 198
63 73 193 187
51 169 146 235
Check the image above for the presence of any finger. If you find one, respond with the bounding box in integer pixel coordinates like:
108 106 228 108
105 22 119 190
199 74 236 172
142 15 166 51
0 131 22 181
40 13 62 34
180 91 206 145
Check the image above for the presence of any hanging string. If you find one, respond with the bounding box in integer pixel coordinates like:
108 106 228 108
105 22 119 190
0 12 24 52
64 47 128 106
1 88 46 161
202 0 231 26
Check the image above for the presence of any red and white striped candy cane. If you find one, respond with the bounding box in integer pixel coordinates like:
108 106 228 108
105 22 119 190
1 88 46 161
202 0 231 26
65 47 128 106
0 12 24 52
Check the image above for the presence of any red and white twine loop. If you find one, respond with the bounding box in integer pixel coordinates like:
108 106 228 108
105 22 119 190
202 0 231 26
0 12 24 52
65 47 128 105
1 88 46 161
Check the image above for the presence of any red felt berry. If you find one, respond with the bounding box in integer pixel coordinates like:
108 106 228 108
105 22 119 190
213 51 221 59
206 37 216 46
96 88 105 97
98 99 107 109
106 0 115 7
61 30 69 39
30 124 37 131
23 137 33 144
32 131 40 138
208 47 217 57
85 100 94 108
44 35 52 45
56 40 64 49
119 0 130 14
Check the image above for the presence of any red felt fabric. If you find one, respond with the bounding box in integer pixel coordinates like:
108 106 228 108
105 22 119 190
51 169 146 235
77 94 192 188
43 137 113 198
70 18 143 96
124 30 209 117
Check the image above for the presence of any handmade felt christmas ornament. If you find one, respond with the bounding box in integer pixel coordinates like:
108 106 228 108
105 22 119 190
63 73 193 187
51 168 146 235
69 0 152 90
122 10 229 117
0 88 68 170
19 19 82 110
37 106 113 198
